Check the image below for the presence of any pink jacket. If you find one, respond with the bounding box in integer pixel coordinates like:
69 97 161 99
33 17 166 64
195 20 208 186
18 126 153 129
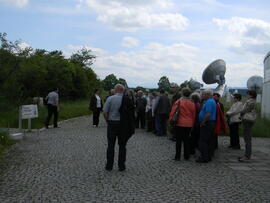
169 98 196 127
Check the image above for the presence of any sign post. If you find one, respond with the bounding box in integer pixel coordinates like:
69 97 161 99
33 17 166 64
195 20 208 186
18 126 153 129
19 104 38 132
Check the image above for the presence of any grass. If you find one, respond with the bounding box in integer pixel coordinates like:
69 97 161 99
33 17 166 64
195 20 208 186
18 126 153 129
0 130 16 156
0 100 91 129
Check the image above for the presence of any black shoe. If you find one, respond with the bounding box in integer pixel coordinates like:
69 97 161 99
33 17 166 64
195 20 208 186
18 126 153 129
45 125 49 129
227 145 233 148
232 146 241 150
174 157 180 161
105 165 113 171
196 158 208 163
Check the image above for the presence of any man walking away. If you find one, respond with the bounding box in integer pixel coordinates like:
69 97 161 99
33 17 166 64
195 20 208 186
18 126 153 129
45 88 59 128
103 84 135 171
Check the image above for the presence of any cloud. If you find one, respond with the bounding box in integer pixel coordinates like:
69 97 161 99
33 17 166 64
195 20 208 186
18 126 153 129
121 37 139 48
18 42 31 50
75 42 201 87
0 0 29 8
64 45 107 59
81 0 189 32
213 17 270 55
65 41 264 88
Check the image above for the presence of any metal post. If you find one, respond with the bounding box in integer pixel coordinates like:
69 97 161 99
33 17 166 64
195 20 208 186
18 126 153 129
28 118 32 132
19 106 22 132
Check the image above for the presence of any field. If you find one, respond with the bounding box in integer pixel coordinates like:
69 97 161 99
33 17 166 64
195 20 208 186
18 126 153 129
0 100 91 129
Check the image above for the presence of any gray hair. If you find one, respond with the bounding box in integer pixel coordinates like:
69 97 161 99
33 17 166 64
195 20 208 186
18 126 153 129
203 89 213 97
114 84 125 92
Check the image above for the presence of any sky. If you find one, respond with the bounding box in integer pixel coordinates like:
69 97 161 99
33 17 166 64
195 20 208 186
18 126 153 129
0 0 270 88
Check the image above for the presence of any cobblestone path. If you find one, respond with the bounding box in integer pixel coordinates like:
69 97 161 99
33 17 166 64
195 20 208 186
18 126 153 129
0 116 270 202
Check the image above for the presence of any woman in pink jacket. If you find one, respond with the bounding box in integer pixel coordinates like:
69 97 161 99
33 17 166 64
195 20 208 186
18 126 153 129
169 88 196 161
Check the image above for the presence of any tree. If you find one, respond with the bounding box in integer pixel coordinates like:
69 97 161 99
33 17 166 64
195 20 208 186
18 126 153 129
118 78 128 87
102 74 118 91
158 76 170 91
70 48 96 68
179 80 190 89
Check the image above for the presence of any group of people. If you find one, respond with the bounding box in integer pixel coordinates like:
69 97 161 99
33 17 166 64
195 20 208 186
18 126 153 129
44 84 258 171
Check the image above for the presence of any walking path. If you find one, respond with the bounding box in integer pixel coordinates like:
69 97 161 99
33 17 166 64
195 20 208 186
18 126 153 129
0 116 270 202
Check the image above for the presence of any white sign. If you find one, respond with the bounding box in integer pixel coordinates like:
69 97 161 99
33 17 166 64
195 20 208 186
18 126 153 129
21 105 38 119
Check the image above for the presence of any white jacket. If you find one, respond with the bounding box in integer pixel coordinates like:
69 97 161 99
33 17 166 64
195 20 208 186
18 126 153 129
226 101 243 123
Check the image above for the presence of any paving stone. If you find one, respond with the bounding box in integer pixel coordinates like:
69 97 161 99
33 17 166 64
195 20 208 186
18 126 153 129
0 116 270 202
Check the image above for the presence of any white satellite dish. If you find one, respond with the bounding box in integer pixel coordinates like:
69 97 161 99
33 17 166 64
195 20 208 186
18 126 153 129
202 59 226 96
247 75 263 93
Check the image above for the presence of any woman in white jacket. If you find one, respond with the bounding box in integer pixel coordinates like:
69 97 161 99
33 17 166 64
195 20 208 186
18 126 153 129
226 94 243 149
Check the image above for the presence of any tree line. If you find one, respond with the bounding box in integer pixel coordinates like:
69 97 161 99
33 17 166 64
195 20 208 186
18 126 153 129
0 33 100 105
0 33 193 106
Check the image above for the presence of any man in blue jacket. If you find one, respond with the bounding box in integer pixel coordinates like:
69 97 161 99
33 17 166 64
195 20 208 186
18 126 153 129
196 89 216 163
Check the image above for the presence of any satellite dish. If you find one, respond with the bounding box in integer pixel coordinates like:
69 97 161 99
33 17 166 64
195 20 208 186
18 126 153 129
202 59 226 96
202 59 226 85
247 75 263 93
189 78 203 90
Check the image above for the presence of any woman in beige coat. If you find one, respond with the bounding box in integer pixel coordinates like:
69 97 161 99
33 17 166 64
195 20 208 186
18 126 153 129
226 94 243 149
238 90 257 162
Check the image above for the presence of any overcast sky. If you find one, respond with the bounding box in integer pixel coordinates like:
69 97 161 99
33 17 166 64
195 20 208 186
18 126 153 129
1 0 269 88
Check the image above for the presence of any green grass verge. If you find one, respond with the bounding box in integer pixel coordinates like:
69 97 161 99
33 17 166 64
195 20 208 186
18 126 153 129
0 130 16 156
0 100 91 129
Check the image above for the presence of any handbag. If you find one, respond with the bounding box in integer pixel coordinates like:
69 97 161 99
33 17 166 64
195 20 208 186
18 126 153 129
242 110 257 123
170 100 181 127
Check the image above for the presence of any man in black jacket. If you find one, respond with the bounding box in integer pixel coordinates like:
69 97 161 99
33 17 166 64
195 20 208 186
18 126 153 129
103 84 135 172
154 89 171 136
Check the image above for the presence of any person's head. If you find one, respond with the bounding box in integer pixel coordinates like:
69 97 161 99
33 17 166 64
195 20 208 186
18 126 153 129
202 89 213 100
137 90 143 97
53 87 59 92
213 92 221 101
170 83 178 93
191 92 201 103
114 84 125 94
94 89 101 95
159 89 165 94
109 89 115 96
233 93 242 102
247 90 257 99
181 87 192 98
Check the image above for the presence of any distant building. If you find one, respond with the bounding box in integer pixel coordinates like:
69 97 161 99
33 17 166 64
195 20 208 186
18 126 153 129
228 88 248 96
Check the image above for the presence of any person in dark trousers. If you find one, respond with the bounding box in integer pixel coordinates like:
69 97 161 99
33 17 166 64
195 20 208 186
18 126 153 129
90 89 103 127
226 94 243 149
154 89 171 136
190 92 201 155
169 83 181 141
135 90 147 129
103 84 135 171
169 88 196 161
45 88 59 128
196 89 216 163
